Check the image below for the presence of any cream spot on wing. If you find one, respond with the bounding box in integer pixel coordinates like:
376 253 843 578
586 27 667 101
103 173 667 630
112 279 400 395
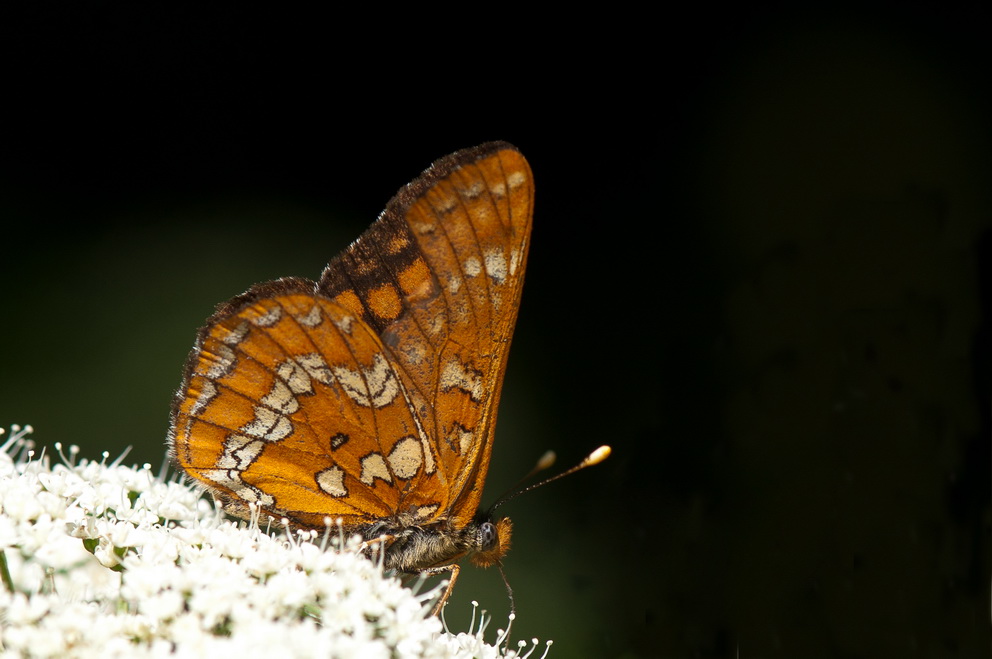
445 272 462 295
435 194 458 213
242 487 274 506
222 320 250 346
410 218 436 235
276 360 313 395
252 306 282 327
484 248 507 283
296 305 322 327
463 256 482 278
261 379 299 414
414 504 439 520
332 313 354 334
205 344 236 378
202 468 234 488
427 314 446 337
508 170 527 188
333 353 399 408
201 469 274 507
216 435 264 470
316 466 347 497
190 379 218 416
420 436 436 474
241 406 293 441
360 452 392 486
463 180 485 198
455 425 473 455
387 437 422 480
489 181 507 197
297 353 333 385
440 359 483 402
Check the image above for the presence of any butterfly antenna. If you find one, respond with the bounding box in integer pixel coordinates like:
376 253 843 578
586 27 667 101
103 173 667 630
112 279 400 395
490 450 558 506
491 445 611 514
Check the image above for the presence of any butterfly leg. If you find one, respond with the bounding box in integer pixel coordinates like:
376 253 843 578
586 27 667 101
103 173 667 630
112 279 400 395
415 564 460 617
358 534 398 569
357 535 460 616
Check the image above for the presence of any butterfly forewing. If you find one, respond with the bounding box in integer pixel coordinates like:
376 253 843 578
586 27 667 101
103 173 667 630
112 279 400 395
404 149 534 524
169 142 533 536
316 145 534 525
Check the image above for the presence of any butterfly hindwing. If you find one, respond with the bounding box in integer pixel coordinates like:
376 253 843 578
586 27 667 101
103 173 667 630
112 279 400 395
169 142 533 533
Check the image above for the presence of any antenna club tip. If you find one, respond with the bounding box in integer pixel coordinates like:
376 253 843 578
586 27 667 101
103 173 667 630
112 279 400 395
586 445 612 465
537 450 556 470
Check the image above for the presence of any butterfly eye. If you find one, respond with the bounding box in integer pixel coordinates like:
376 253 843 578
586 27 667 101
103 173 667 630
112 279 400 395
470 517 512 568
478 521 499 552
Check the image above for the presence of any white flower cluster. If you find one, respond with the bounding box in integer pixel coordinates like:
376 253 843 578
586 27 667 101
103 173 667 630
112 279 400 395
0 425 549 659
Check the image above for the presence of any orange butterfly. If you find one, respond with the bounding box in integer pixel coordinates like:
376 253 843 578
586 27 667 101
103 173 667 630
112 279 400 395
168 142 607 612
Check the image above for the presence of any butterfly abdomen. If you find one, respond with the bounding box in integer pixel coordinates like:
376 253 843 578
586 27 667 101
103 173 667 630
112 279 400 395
364 515 512 572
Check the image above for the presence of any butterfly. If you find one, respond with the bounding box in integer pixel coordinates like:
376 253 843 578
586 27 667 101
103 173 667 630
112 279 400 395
169 142 544 612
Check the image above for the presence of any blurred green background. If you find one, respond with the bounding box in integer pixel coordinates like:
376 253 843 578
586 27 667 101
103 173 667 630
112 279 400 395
3 5 990 657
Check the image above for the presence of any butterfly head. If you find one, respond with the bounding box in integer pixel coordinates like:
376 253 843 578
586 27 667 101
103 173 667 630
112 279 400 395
469 515 512 568
468 446 612 571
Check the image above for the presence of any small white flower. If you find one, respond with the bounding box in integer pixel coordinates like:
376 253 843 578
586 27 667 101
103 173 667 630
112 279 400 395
32 529 93 570
0 425 536 657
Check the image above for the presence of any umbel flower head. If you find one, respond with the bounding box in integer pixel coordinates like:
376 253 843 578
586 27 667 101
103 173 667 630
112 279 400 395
0 425 551 659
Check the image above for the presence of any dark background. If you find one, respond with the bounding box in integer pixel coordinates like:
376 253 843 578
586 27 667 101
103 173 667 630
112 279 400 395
3 5 989 657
